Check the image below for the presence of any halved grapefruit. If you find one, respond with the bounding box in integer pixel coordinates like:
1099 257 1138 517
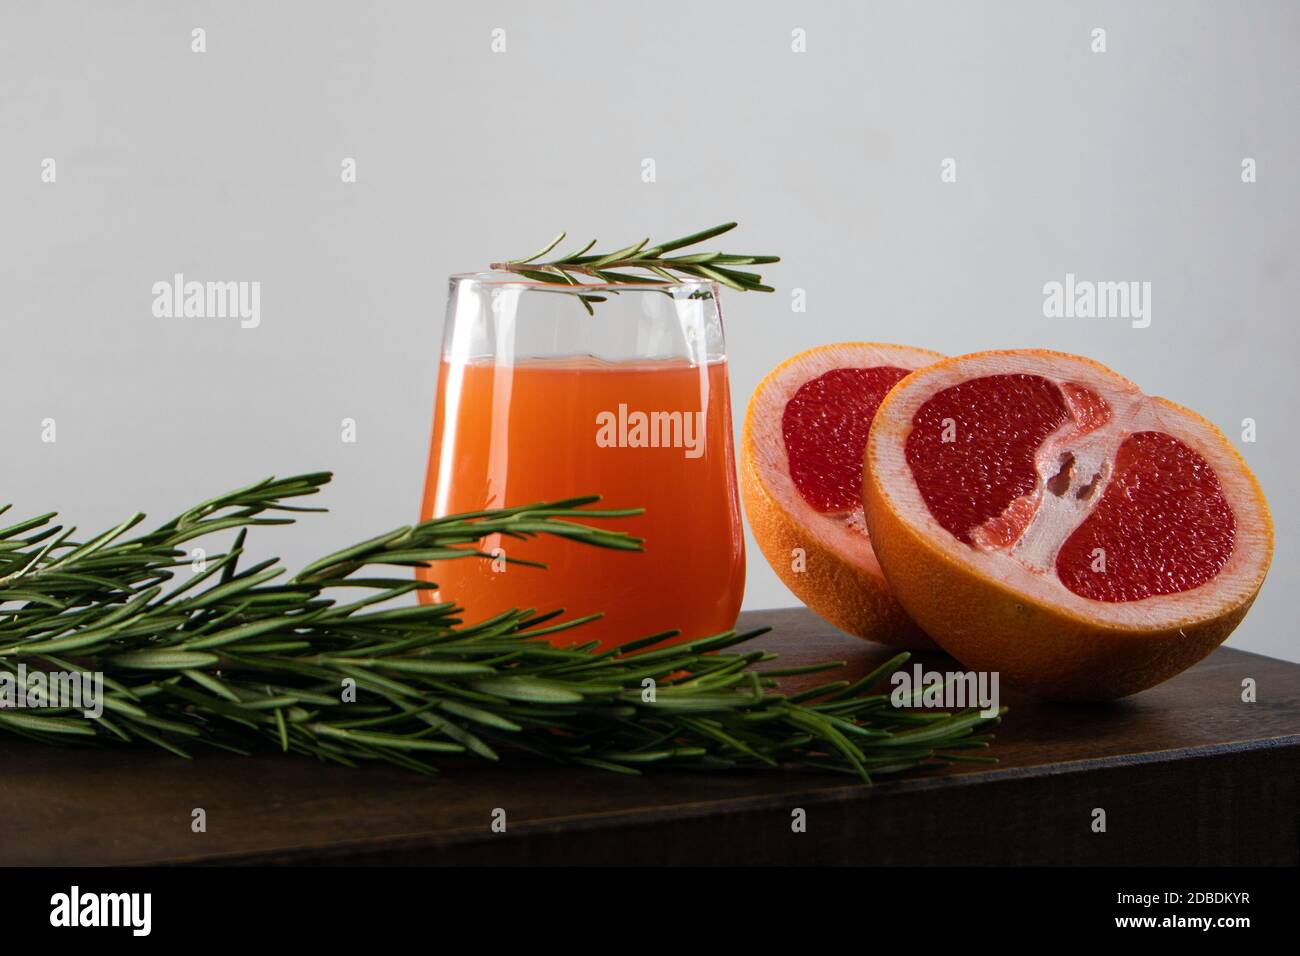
741 342 943 648
864 349 1273 699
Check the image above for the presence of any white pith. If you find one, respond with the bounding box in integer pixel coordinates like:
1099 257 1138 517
747 343 942 579
869 351 1272 629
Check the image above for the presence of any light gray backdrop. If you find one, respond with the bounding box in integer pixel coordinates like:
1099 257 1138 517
1 1 1295 661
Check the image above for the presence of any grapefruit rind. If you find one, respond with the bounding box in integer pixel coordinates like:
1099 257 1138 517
863 349 1273 699
742 342 943 650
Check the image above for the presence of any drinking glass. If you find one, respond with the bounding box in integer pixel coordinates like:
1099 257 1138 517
418 273 745 650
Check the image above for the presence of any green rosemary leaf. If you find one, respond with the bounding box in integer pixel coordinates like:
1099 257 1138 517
0 512 58 540
418 713 499 760
343 658 496 677
757 661 847 678
0 712 97 735
293 528 411 581
711 254 781 265
516 268 570 285
437 700 521 732
0 590 68 609
120 722 194 758
873 709 1003 747
99 695 150 719
181 609 326 650
663 252 724 264
470 676 586 703
182 668 243 702
42 513 145 571
507 232 566 265
686 264 747 292
588 239 650 268
642 222 738 256
554 238 597 262
592 270 670 284
110 650 223 670
0 617 135 655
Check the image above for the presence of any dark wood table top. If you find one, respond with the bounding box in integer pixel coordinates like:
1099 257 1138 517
2 607 1297 866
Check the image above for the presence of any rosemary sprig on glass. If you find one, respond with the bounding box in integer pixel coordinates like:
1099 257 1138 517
490 222 780 312
0 474 1000 781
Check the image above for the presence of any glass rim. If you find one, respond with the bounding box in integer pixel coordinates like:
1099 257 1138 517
449 271 718 294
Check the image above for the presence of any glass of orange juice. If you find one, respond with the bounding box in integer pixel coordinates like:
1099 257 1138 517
418 273 745 649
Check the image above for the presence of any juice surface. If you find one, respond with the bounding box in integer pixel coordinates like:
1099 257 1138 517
419 356 745 649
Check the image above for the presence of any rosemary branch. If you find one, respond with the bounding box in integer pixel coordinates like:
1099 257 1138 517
0 474 1000 780
489 222 780 313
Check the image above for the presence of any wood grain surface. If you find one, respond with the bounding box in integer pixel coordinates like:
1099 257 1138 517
2 607 1296 865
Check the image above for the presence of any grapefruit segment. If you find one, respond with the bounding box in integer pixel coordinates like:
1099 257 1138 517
742 343 943 649
864 349 1272 699
1054 430 1235 602
904 372 1071 545
783 366 910 513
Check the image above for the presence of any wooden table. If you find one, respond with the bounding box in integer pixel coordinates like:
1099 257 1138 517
2 607 1296 866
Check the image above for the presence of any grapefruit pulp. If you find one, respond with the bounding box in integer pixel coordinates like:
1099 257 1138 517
741 343 943 648
864 350 1273 699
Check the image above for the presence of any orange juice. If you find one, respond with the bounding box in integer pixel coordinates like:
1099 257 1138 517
419 356 745 648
